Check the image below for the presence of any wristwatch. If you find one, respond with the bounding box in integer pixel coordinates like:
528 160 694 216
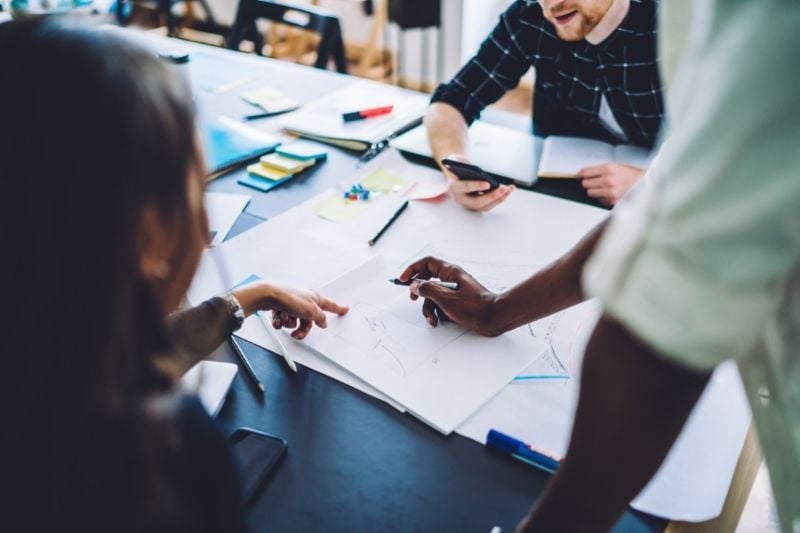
222 292 245 332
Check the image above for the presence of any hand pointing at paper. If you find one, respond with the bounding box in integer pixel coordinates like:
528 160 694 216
232 282 349 340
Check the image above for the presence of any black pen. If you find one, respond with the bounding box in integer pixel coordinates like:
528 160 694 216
356 117 424 167
243 107 300 121
229 336 265 393
369 200 408 246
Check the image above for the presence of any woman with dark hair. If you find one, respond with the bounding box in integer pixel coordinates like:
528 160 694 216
0 19 347 532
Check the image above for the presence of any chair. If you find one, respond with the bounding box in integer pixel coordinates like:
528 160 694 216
113 0 222 37
226 0 348 74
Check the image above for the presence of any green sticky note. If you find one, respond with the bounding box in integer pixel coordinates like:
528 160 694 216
360 168 409 195
313 194 368 223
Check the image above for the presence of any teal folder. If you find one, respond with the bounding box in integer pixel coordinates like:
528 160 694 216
201 117 281 176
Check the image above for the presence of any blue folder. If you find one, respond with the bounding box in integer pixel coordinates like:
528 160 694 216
201 117 281 176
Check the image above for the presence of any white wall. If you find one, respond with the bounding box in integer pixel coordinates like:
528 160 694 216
460 0 513 61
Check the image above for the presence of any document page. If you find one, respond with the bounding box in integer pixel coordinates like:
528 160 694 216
299 255 548 434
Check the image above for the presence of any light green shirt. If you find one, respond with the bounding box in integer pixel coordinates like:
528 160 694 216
583 1 800 531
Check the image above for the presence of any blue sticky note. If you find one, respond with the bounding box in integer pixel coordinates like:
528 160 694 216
237 173 293 192
276 144 328 161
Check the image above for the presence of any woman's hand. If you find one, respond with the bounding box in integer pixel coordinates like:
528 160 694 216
396 256 500 336
232 282 348 340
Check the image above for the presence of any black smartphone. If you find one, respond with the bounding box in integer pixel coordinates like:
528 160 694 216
230 428 287 504
440 158 500 194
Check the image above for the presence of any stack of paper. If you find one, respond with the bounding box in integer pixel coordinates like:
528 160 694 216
238 142 328 193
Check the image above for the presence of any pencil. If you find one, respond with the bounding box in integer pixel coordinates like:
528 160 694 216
243 107 300 121
368 200 409 246
228 336 265 393
256 311 298 372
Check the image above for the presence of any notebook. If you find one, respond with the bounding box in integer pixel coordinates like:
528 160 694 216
280 82 428 151
201 116 282 177
538 135 654 178
389 121 543 186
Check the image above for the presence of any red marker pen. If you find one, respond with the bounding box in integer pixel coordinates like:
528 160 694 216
342 105 394 122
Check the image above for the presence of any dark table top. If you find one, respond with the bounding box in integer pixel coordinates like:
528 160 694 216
153 34 664 532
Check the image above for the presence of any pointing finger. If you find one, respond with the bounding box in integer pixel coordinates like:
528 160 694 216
318 295 349 316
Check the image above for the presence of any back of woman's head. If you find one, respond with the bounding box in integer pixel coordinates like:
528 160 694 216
0 19 204 530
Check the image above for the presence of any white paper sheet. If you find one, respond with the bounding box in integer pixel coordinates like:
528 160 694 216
458 360 750 521
298 255 548 434
204 192 250 245
180 360 238 416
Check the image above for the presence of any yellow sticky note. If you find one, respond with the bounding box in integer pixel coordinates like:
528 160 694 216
360 168 409 195
242 86 284 106
313 194 368 223
247 163 292 181
259 153 314 174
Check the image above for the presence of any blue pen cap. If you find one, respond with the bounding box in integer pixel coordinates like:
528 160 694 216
486 429 524 454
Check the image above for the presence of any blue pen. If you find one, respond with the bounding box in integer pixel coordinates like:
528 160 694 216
486 429 561 474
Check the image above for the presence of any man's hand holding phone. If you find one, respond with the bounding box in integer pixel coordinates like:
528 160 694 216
440 154 515 212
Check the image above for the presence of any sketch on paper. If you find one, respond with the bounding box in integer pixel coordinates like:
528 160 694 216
334 296 469 378
397 244 600 381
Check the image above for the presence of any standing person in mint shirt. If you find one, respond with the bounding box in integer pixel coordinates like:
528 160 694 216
426 0 664 209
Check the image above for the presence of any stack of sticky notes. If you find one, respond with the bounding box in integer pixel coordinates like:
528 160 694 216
237 142 328 192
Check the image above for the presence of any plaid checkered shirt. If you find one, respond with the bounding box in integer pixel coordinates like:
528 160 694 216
432 0 663 148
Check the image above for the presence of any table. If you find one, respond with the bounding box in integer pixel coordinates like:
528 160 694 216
142 32 665 532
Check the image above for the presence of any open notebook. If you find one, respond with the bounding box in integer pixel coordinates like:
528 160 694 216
280 82 428 151
538 135 654 178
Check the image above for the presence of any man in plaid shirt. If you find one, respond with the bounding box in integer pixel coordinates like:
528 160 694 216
427 0 663 209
